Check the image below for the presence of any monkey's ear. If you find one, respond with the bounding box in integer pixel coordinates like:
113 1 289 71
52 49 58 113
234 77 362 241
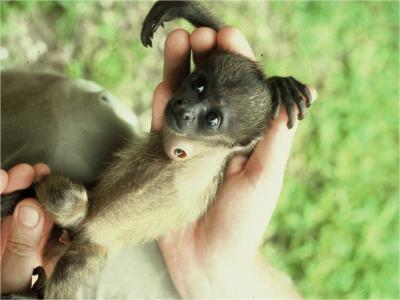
163 136 194 161
267 76 312 129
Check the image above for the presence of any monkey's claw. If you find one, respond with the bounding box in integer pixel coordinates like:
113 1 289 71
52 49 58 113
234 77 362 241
32 266 47 299
268 76 312 129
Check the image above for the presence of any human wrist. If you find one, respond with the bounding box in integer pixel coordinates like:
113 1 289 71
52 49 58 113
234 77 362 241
173 256 264 299
174 255 301 299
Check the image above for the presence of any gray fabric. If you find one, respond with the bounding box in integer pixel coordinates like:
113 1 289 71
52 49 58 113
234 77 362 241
1 70 179 298
79 243 178 299
1 70 136 186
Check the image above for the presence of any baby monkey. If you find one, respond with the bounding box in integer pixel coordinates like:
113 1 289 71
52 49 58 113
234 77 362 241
19 1 313 298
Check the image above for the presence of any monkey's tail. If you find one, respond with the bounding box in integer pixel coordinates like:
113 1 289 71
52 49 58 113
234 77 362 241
141 1 224 48
1 186 36 218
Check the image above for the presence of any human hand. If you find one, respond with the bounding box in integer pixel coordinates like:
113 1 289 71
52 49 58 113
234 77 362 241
0 163 53 294
152 27 316 298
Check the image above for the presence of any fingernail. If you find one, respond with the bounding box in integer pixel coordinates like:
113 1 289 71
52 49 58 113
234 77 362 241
18 205 40 228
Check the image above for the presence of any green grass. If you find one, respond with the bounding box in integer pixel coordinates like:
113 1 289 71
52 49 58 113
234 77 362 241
1 1 398 298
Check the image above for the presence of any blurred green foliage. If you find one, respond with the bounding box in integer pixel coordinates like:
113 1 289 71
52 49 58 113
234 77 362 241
1 1 398 298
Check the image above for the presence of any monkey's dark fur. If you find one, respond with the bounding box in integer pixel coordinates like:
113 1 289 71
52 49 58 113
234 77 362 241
2 2 313 298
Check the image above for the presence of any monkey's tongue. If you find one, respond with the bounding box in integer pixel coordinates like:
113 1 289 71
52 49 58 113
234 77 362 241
163 136 194 161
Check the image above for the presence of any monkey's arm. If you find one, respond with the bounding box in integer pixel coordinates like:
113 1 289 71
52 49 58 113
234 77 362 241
141 1 223 47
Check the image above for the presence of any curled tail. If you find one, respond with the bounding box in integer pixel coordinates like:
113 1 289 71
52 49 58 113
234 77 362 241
141 1 224 47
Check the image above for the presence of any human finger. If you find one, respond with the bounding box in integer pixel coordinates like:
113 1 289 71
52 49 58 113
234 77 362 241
163 29 191 91
190 27 217 66
152 82 173 132
1 210 53 258
225 155 247 176
220 86 316 252
32 163 51 182
2 164 35 194
0 198 45 294
217 27 255 60
0 169 8 193
1 216 11 256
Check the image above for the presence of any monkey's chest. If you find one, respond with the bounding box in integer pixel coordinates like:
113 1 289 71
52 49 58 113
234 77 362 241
84 159 222 247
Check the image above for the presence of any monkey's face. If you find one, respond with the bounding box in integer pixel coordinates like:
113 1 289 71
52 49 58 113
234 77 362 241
164 51 271 149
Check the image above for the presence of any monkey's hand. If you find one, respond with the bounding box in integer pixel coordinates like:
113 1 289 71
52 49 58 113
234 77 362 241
267 76 313 129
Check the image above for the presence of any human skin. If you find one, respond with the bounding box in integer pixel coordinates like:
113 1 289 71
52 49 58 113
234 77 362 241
0 27 315 297
0 163 53 294
153 26 316 298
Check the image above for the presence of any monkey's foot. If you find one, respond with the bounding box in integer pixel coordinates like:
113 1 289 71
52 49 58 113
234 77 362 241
32 266 47 299
35 175 88 229
141 2 178 47
142 2 203 47
267 76 313 129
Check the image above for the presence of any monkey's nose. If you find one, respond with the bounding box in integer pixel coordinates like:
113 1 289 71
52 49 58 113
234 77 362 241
177 109 195 122
182 112 192 120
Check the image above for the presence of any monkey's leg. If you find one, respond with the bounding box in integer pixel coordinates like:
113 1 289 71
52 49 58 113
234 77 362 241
267 76 313 129
32 237 107 299
35 175 88 230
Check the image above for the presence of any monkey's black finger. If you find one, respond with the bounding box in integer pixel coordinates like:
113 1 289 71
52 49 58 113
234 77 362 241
32 267 47 299
271 84 281 119
140 28 153 48
291 77 312 108
266 77 281 119
284 102 296 129
295 96 307 120
288 78 307 120
299 84 312 108
281 81 296 129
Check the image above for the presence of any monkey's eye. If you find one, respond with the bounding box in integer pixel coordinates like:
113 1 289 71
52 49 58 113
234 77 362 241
191 75 207 96
205 110 221 128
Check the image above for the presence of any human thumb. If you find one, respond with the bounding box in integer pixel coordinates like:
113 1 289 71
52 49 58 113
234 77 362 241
1 199 45 294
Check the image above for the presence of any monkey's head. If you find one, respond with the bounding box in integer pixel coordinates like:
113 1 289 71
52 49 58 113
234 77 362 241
163 51 272 160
